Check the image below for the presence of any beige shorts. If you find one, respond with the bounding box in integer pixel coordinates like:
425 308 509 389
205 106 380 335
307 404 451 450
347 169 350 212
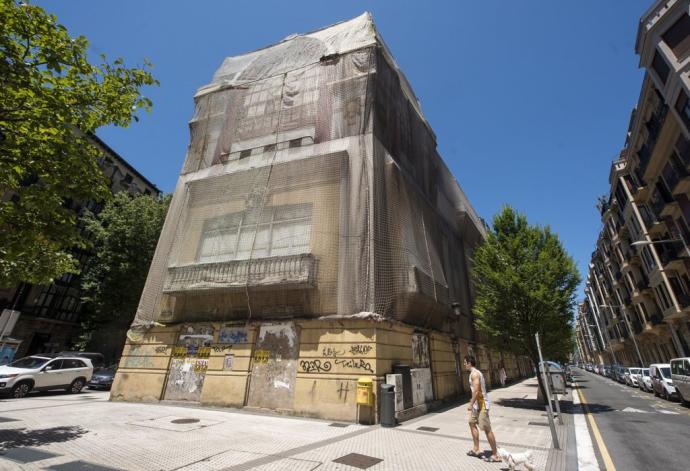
469 409 492 432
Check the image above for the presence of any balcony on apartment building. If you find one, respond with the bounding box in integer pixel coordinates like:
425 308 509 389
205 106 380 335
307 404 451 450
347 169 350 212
162 253 317 294
650 185 676 220
637 103 669 176
631 317 643 335
649 311 664 326
656 243 689 273
664 155 690 197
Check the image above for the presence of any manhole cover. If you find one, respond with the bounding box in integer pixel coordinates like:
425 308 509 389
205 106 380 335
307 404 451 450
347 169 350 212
170 418 200 424
416 426 439 432
329 422 349 428
333 453 383 469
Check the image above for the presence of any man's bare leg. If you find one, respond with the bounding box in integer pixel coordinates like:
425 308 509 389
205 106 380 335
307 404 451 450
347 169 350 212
485 429 498 458
469 423 480 453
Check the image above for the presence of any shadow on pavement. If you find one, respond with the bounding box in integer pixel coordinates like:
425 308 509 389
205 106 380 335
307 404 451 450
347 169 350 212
0 426 88 451
495 398 548 411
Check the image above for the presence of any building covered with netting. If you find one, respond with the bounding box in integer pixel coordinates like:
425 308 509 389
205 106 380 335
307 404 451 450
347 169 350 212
112 13 532 421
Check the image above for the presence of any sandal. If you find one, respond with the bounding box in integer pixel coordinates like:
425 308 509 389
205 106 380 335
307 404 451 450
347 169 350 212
466 450 483 458
482 455 502 463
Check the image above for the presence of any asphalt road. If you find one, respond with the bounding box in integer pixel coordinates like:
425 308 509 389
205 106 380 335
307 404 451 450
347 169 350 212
573 367 689 471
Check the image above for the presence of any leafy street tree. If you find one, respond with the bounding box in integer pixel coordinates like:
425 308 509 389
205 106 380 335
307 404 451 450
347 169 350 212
79 192 170 363
471 206 580 399
0 0 157 287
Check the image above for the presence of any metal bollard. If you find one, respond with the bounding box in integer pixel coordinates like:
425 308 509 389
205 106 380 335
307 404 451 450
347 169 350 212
380 384 396 427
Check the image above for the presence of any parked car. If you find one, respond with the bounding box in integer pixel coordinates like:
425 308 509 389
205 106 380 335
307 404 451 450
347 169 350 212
614 365 627 383
650 363 677 400
87 365 117 390
0 355 93 398
627 367 642 387
604 365 614 378
639 368 652 392
57 351 104 369
670 357 690 405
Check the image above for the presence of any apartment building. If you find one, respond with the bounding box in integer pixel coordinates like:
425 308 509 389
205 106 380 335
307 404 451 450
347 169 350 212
582 0 690 368
0 135 160 360
111 13 531 422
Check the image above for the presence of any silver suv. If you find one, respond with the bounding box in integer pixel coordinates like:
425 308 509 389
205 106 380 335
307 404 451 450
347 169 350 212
0 355 93 398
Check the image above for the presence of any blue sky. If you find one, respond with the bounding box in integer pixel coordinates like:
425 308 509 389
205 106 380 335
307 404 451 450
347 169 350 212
37 0 652 299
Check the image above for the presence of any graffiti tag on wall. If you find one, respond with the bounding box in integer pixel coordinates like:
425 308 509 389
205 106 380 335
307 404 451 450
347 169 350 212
335 358 373 373
212 345 233 353
322 347 344 358
349 344 372 355
300 360 332 373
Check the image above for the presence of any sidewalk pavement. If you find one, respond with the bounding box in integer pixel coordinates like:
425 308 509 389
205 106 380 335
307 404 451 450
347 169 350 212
0 376 574 470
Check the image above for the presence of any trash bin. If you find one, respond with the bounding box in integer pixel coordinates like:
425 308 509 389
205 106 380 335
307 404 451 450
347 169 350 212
380 384 396 427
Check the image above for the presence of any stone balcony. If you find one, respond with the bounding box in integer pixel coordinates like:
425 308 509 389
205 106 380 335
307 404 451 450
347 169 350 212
163 253 316 294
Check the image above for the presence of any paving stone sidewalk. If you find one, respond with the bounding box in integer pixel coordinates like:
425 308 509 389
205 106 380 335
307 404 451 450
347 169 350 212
0 377 572 470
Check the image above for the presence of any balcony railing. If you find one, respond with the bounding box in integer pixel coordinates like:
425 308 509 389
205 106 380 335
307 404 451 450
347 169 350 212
163 253 316 293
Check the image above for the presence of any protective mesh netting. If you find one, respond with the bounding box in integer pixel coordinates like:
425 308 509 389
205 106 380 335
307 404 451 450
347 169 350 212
133 13 485 330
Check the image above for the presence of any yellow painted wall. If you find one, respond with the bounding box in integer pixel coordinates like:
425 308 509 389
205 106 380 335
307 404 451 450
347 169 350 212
112 319 529 422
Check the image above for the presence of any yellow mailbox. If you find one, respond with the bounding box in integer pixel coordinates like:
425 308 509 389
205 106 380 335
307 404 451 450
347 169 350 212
356 377 374 405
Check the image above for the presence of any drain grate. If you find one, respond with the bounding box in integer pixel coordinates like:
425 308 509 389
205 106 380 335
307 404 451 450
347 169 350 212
528 421 549 427
333 453 383 469
0 417 19 423
170 418 200 424
416 426 439 432
328 422 349 428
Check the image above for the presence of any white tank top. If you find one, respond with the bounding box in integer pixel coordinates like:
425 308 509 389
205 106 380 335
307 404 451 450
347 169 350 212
470 367 490 411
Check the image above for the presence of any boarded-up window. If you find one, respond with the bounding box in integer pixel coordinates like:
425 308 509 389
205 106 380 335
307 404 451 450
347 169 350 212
663 14 690 60
652 51 671 84
198 204 312 263
411 333 430 368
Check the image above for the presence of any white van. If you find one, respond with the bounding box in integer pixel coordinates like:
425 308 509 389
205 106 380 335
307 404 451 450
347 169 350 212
670 357 690 405
649 363 676 400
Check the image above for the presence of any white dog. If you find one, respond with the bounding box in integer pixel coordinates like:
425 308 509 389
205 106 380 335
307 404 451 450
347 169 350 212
497 448 535 471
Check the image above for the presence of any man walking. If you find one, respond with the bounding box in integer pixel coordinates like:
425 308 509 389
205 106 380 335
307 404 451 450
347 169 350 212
464 355 500 462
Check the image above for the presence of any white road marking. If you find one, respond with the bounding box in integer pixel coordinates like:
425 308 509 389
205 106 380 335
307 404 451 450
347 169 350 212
619 407 649 413
572 383 601 471
658 409 679 415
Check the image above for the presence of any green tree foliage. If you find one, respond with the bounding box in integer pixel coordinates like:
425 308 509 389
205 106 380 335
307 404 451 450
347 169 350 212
0 0 157 287
472 206 580 369
79 192 169 361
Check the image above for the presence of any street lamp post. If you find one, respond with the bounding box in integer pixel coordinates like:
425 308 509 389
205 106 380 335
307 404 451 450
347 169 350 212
631 237 690 257
600 304 644 368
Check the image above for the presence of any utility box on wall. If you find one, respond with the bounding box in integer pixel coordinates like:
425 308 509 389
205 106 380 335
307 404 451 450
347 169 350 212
385 373 404 411
410 368 433 406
